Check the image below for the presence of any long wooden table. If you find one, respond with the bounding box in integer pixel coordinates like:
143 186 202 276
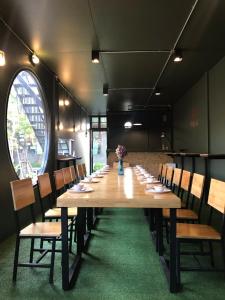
57 168 181 292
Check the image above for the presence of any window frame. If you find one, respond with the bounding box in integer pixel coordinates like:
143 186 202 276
6 68 50 185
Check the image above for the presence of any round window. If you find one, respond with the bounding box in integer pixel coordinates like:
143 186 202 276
7 70 49 184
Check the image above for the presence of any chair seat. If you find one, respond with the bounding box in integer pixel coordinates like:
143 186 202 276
176 223 221 240
45 207 77 218
20 222 61 237
163 208 198 220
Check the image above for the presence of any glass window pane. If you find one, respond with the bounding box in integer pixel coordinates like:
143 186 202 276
100 116 107 128
7 70 49 184
91 116 99 128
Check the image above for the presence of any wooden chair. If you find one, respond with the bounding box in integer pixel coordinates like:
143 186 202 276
62 167 73 187
54 169 65 194
158 163 163 181
77 164 85 180
171 168 182 195
38 173 77 252
165 166 174 188
160 164 167 184
11 178 61 283
163 173 205 223
69 165 77 184
37 173 77 222
179 170 192 208
176 178 225 284
81 163 87 177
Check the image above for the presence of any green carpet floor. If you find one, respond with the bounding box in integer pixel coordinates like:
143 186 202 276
0 208 225 300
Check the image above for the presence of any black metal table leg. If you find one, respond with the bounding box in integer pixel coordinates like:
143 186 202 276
87 208 93 232
61 207 69 290
169 208 179 293
155 208 163 255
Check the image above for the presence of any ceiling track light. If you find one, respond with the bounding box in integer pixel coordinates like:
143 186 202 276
92 50 100 63
0 50 6 66
103 83 109 96
154 89 161 96
173 49 183 63
30 52 40 65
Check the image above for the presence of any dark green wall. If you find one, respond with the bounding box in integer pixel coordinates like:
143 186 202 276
0 22 88 240
173 55 225 180
107 110 172 152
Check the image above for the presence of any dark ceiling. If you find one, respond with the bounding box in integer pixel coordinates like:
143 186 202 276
1 0 225 114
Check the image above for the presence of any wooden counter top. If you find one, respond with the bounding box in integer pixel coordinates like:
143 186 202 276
57 168 181 209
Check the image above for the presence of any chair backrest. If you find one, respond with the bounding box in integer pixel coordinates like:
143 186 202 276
161 164 167 180
81 163 87 177
190 173 205 199
158 163 163 178
69 165 76 182
208 178 225 214
37 173 52 199
180 170 191 192
172 168 182 186
77 164 85 177
113 162 130 168
10 178 35 211
62 167 72 185
54 169 65 191
165 166 174 183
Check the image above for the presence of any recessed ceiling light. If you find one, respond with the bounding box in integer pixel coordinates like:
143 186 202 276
173 49 182 63
64 99 70 106
92 50 100 63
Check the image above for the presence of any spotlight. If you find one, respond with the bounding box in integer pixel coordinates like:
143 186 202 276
103 83 108 96
92 50 100 63
30 53 40 65
173 49 182 63
0 50 6 66
155 90 161 96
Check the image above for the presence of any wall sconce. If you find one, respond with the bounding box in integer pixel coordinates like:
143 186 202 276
59 99 70 106
124 121 132 128
30 52 40 65
0 50 6 66
92 50 100 63
57 121 64 131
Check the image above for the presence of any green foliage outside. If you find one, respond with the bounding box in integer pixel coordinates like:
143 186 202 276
93 162 104 171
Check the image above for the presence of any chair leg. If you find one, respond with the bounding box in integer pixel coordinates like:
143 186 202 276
165 219 169 244
13 235 20 282
49 238 56 284
69 221 73 253
221 239 225 278
209 241 215 267
29 238 35 263
176 239 181 286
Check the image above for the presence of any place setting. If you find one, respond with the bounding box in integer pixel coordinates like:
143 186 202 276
81 176 100 183
68 183 94 193
145 184 171 194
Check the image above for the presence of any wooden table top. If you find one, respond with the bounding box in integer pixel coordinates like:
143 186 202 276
57 168 181 209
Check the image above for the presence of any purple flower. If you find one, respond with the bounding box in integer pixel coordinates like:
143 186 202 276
115 145 127 159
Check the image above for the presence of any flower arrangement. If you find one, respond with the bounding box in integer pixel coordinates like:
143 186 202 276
115 145 127 160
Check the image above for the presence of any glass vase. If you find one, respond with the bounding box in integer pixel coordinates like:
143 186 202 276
118 159 124 175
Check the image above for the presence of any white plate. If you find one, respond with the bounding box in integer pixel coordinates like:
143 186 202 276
68 187 94 193
146 180 160 184
81 179 100 183
146 188 171 193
